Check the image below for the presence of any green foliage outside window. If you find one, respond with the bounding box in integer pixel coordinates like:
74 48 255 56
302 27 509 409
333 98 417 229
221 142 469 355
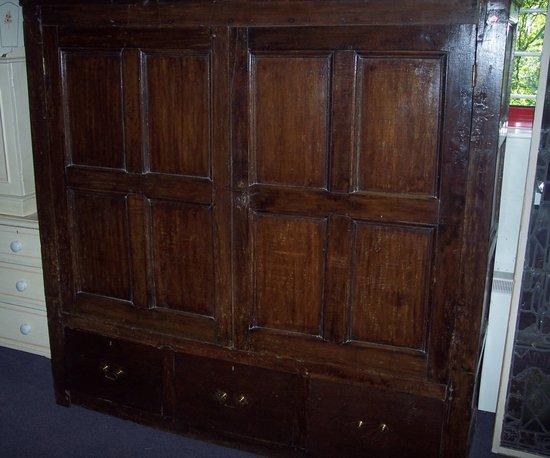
511 0 548 106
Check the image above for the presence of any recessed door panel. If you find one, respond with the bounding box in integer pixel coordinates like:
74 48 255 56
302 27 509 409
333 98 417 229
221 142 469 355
151 200 215 316
350 222 433 350
71 191 131 300
251 54 331 188
144 52 211 177
62 51 124 169
355 56 442 196
252 212 327 336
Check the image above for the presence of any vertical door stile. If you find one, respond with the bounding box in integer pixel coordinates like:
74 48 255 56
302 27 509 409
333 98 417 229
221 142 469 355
210 27 233 345
43 25 75 311
122 48 149 309
323 50 357 343
428 28 477 382
230 27 251 350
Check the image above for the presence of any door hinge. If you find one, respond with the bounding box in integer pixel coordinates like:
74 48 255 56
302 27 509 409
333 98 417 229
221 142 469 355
472 63 477 88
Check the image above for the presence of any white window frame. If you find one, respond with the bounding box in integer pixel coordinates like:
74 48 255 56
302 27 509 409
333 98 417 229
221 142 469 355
512 7 547 103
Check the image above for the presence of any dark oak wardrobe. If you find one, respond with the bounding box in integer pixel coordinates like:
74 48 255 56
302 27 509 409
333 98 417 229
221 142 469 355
22 0 512 456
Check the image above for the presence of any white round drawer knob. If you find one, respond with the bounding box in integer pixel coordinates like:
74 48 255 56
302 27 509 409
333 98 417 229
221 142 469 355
15 280 28 292
10 240 22 253
20 323 32 335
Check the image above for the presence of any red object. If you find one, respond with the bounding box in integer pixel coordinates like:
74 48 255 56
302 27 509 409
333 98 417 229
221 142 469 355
508 105 535 129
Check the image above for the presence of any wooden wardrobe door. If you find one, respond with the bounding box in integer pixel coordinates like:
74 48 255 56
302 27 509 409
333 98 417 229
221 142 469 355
232 25 476 381
43 27 231 345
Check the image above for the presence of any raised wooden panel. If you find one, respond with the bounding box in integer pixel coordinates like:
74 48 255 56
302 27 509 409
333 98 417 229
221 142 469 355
71 191 131 300
144 52 210 177
151 200 214 316
251 54 330 188
62 51 124 169
252 213 327 335
355 56 442 196
350 223 433 350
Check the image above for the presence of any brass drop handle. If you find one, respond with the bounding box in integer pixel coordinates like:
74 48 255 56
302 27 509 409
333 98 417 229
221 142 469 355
215 390 229 405
214 390 249 407
356 420 389 434
236 394 249 407
100 363 125 381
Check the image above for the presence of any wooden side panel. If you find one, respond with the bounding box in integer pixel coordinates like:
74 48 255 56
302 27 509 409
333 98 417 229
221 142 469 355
150 201 214 316
71 191 131 300
24 17 70 406
355 56 442 196
144 52 211 177
350 223 433 350
62 51 124 169
250 54 331 188
443 4 512 457
251 213 327 336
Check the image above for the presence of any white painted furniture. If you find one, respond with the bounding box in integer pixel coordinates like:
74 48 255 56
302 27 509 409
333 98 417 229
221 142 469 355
478 127 532 413
0 2 48 358
0 213 49 357
0 2 35 216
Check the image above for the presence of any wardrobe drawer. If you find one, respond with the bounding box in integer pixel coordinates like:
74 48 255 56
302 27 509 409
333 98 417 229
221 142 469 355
175 353 305 446
0 225 42 267
65 330 163 414
0 262 45 308
306 378 445 458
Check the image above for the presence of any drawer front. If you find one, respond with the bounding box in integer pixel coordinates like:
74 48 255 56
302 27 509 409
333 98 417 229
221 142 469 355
0 262 45 308
306 378 445 457
175 353 305 447
0 303 49 352
65 330 163 414
0 225 42 267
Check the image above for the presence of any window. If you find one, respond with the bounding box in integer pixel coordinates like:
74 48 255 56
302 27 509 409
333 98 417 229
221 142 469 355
511 0 548 106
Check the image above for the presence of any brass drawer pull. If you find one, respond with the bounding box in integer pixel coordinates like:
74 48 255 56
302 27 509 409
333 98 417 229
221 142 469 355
214 390 250 408
356 420 390 434
236 394 249 407
100 362 125 381
215 390 229 405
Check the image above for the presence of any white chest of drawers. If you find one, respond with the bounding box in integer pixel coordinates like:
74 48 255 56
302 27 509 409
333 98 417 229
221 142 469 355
0 213 49 357
0 2 47 357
